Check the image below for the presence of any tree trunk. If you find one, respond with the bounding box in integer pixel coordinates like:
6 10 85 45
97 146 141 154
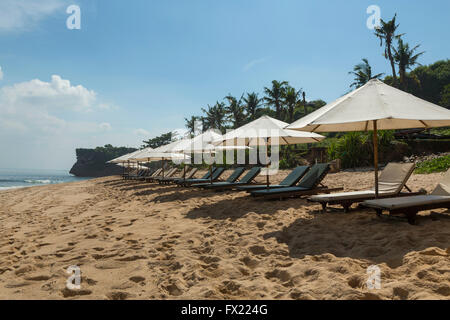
387 43 397 86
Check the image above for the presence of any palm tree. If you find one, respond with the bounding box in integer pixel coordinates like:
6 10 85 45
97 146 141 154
349 58 384 89
201 102 227 133
184 116 199 137
393 39 424 90
283 86 302 122
374 14 402 86
224 94 246 128
264 80 288 120
242 92 263 121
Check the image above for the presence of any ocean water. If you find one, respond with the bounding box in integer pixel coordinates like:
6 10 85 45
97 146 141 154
0 168 91 191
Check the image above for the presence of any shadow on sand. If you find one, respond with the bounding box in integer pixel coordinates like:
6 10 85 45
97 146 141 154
262 206 450 268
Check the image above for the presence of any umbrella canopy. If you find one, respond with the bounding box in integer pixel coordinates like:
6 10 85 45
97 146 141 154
108 149 147 164
117 163 149 170
170 129 224 184
286 78 450 196
213 115 324 146
172 129 223 153
286 79 450 132
129 142 190 179
213 115 325 189
130 149 188 162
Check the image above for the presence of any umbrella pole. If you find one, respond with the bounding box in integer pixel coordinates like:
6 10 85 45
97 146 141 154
162 159 165 178
210 151 213 185
266 138 269 191
183 154 186 181
373 120 379 198
210 164 213 185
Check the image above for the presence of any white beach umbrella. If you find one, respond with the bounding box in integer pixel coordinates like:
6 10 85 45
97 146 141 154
108 149 146 164
286 78 450 197
108 149 152 175
171 129 225 184
130 148 188 178
213 115 325 189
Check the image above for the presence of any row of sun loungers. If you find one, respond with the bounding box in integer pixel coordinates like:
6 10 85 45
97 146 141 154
194 167 262 191
121 161 450 224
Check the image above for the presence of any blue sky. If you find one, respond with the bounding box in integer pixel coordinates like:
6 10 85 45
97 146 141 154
0 0 449 170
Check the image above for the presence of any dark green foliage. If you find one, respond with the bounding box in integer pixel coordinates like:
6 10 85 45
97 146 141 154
327 131 397 169
327 132 371 168
142 132 172 149
409 60 450 107
440 84 450 108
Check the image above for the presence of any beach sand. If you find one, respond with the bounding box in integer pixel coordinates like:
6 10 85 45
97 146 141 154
0 170 449 300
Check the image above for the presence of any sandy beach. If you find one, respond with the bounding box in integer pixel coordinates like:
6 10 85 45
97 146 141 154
0 170 449 300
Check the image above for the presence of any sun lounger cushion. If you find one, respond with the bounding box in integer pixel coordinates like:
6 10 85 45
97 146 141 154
183 168 224 183
250 164 329 196
238 166 309 191
309 162 415 202
371 162 415 193
201 167 262 189
363 195 450 210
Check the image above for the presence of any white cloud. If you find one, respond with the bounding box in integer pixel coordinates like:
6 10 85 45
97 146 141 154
133 128 150 136
99 122 112 131
0 0 67 33
0 66 3 80
1 75 96 114
0 75 125 169
243 57 268 72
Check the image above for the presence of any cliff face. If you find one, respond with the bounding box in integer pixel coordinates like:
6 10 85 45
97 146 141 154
70 147 136 177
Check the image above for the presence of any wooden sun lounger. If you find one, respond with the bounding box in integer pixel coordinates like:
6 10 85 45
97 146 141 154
135 168 158 181
175 168 216 186
308 162 421 212
237 166 310 192
250 163 343 200
181 167 226 187
199 167 263 191
125 169 146 180
191 167 246 188
159 167 198 185
146 168 176 183
362 169 450 224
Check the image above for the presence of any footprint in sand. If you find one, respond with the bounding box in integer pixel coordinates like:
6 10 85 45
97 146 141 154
248 245 269 256
129 276 145 283
106 291 131 300
61 287 92 298
265 269 292 283
24 274 52 281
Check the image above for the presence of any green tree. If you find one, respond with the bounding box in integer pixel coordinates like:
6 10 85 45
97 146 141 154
142 132 172 149
243 92 263 121
393 39 424 90
440 84 450 108
409 60 450 105
201 102 227 133
349 58 384 89
374 13 402 86
184 116 199 137
224 94 246 128
283 86 303 122
264 80 288 120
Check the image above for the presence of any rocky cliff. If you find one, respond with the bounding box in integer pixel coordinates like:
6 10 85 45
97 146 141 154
70 146 137 177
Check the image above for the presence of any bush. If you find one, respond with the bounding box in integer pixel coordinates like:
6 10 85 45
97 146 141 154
415 155 450 174
326 131 398 169
327 132 372 168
